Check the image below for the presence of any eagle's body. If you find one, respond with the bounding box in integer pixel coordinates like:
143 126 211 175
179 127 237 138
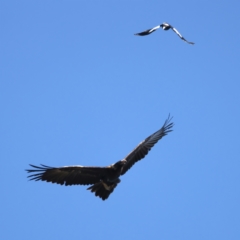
26 116 173 200
134 22 194 45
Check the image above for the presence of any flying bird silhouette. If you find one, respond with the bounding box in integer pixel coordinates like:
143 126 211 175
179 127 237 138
26 115 173 200
134 22 194 45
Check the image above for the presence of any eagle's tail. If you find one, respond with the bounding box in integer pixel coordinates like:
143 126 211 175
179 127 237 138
87 181 118 201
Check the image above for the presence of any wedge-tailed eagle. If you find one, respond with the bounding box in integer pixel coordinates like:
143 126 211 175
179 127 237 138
26 116 173 200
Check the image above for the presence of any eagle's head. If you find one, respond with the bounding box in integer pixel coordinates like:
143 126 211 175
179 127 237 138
112 159 127 170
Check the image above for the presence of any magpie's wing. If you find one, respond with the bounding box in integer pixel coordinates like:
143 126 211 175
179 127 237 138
134 25 160 36
26 164 110 186
121 115 173 175
171 27 194 45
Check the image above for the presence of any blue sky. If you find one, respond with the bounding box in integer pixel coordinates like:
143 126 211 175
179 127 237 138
1 1 240 239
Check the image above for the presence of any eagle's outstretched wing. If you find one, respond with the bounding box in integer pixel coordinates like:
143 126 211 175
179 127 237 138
26 164 110 186
121 115 173 175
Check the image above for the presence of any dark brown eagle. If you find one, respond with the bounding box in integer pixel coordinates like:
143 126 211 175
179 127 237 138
26 116 173 200
134 22 194 45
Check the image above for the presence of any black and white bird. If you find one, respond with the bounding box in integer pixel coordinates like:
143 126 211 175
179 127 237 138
134 22 194 45
26 115 173 201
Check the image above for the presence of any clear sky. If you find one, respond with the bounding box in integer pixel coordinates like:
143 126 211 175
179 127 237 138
1 1 240 239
